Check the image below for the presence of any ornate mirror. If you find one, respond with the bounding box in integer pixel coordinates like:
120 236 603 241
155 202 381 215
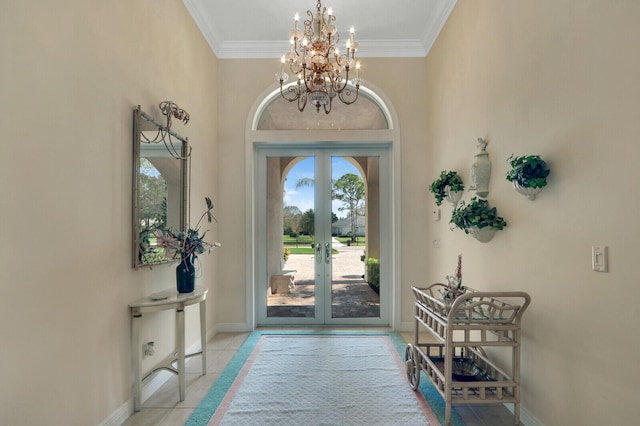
132 104 190 269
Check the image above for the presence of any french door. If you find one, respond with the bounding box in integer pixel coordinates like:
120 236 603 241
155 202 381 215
256 147 390 326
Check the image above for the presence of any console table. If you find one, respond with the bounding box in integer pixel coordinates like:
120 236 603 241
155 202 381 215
129 285 208 411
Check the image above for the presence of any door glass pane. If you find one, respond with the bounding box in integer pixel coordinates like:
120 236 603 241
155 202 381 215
331 156 380 319
266 157 317 318
260 151 384 325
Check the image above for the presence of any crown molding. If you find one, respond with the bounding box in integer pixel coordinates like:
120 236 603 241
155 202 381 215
357 40 427 58
183 0 457 60
183 0 222 57
421 0 457 55
217 39 428 60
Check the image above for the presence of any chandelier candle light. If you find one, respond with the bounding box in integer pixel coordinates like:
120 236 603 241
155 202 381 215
276 0 362 114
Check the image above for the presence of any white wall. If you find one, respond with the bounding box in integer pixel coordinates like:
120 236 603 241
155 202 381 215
0 1 218 425
425 1 640 425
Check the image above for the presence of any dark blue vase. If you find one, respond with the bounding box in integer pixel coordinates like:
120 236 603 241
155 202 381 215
176 255 196 293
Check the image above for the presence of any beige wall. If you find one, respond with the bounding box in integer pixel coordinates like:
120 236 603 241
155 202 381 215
425 1 639 425
0 1 218 425
2 0 638 424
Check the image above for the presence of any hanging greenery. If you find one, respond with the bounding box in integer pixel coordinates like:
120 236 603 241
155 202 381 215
429 170 464 206
505 155 550 188
450 197 507 234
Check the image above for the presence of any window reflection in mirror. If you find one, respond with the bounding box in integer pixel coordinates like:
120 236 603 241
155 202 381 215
133 106 188 269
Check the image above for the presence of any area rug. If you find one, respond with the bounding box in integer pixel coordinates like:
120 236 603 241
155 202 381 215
186 331 464 426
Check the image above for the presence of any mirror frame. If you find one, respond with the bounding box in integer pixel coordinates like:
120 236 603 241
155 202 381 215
132 105 189 269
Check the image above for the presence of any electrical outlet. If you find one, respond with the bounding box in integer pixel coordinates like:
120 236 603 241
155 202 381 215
143 341 155 357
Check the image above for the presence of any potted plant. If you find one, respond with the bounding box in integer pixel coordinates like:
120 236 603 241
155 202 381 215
441 254 466 304
155 197 221 292
505 154 550 200
450 196 507 242
429 170 464 207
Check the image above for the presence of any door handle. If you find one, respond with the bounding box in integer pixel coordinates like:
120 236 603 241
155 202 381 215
325 242 331 264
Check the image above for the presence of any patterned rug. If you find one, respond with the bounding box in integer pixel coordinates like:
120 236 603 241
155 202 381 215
186 331 463 426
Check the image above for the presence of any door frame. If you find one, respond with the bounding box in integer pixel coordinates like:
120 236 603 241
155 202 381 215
245 82 402 330
255 148 391 326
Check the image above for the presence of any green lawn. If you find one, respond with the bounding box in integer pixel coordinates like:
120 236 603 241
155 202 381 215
288 248 315 255
283 235 315 247
283 234 363 253
335 236 366 246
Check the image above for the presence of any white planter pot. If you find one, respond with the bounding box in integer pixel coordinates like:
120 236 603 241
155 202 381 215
470 226 496 243
444 187 463 208
513 181 543 200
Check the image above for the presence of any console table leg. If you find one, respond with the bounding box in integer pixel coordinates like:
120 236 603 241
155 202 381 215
132 312 142 412
177 304 185 402
200 300 207 374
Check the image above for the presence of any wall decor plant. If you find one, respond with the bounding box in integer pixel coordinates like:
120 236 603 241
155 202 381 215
429 170 464 207
450 196 507 242
505 154 550 200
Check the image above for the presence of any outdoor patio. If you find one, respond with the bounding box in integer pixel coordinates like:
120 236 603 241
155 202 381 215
267 241 380 318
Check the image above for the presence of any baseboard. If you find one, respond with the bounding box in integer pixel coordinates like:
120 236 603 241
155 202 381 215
398 321 414 333
207 324 219 342
99 338 208 426
99 400 132 426
216 322 250 332
504 402 544 426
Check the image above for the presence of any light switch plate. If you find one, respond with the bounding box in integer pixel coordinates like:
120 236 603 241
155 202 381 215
592 246 608 272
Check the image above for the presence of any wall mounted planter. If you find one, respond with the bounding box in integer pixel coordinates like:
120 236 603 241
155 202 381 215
429 170 464 207
450 196 507 243
512 181 543 200
444 187 463 208
469 226 496 243
506 154 550 201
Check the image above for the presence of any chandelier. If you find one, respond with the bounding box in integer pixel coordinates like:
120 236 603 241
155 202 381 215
275 0 361 114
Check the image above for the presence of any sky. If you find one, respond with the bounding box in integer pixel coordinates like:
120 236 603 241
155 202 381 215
283 156 361 217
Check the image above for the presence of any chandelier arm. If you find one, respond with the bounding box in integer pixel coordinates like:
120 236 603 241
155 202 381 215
301 68 314 94
289 62 303 75
298 92 308 112
324 35 333 56
337 87 359 105
304 10 313 38
323 97 332 114
280 84 301 103
330 72 349 93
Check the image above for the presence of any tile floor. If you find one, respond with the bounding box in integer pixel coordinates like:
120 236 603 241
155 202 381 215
122 330 520 426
